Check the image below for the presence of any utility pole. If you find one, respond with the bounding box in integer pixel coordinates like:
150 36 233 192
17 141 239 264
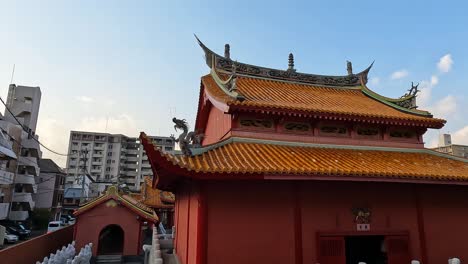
80 149 89 204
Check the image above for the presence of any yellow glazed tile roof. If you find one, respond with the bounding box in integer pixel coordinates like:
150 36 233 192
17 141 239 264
201 74 445 127
162 141 468 181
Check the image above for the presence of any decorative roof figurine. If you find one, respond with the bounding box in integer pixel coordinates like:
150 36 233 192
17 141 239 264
172 117 204 156
347 60 353 75
287 53 296 72
224 44 230 60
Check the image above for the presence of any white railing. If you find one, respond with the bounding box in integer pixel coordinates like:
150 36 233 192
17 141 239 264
357 260 461 264
35 241 93 264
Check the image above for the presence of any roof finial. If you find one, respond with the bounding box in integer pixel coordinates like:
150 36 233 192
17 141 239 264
288 53 295 72
224 44 230 59
347 60 353 75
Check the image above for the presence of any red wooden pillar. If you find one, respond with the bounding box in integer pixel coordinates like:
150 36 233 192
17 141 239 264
293 183 303 264
196 181 207 264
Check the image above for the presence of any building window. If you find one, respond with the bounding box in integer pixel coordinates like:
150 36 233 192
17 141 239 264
318 125 348 137
239 118 273 129
284 122 310 132
107 152 113 157
112 160 115 163
389 130 415 139
165 146 173 151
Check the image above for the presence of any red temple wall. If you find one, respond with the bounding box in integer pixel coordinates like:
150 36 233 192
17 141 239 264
204 181 296 264
202 106 231 145
74 201 143 256
175 186 190 263
175 180 468 264
419 185 468 263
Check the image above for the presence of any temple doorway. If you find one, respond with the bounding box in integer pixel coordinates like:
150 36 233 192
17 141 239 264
345 235 387 264
97 225 124 255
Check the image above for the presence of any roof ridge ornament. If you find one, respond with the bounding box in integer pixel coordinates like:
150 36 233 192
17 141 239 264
224 44 230 59
347 61 353 75
287 53 296 72
195 35 373 87
171 117 204 156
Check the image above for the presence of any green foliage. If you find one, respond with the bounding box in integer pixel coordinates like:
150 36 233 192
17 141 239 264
30 208 52 230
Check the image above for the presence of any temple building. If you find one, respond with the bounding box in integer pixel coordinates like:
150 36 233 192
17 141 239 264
140 38 468 264
131 176 175 228
73 185 157 259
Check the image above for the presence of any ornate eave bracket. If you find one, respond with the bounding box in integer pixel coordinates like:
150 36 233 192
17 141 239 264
210 59 246 102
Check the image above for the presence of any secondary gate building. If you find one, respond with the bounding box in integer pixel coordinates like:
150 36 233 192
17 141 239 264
141 38 468 264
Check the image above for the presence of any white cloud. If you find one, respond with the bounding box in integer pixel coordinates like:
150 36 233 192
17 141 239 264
437 54 453 73
417 75 439 107
390 69 409 80
429 95 457 119
76 96 94 103
453 126 468 145
36 118 70 167
76 114 139 136
369 77 380 86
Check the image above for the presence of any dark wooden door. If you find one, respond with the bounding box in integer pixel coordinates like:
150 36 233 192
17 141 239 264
385 235 410 264
318 236 346 264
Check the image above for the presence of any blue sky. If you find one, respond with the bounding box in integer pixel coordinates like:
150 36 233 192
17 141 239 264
0 1 466 166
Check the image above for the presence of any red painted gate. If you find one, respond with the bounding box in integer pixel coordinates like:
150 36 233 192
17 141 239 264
318 236 346 264
385 235 411 264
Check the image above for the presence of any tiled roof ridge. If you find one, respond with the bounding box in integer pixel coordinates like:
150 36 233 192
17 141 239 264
74 185 158 221
186 137 468 163
201 74 445 128
195 35 372 87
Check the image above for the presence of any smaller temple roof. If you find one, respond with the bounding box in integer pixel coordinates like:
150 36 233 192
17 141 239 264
74 185 158 222
140 133 468 189
130 177 175 209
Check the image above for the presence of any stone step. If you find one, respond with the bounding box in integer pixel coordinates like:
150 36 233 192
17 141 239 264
96 254 123 264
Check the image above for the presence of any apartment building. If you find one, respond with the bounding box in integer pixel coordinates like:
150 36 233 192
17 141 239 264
432 133 468 159
35 159 65 221
0 84 43 221
65 131 174 192
0 121 19 220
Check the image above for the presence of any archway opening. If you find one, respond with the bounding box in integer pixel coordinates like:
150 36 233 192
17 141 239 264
98 224 124 255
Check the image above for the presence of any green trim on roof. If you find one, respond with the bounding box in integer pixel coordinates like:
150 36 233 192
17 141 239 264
361 85 433 117
187 137 468 163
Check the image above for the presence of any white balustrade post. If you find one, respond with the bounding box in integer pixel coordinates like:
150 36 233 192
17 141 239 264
411 260 420 264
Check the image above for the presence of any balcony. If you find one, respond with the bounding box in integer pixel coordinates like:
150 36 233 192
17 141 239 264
122 178 136 184
93 153 103 158
0 170 15 184
126 163 137 169
18 156 40 175
21 137 40 150
92 161 102 165
123 171 137 177
15 173 36 185
93 145 104 150
13 192 35 210
9 210 29 221
0 203 9 220
126 156 138 162
91 167 102 173
127 149 139 155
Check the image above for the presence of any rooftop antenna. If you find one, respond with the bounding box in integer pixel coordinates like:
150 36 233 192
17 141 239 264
10 64 15 84
105 116 109 133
